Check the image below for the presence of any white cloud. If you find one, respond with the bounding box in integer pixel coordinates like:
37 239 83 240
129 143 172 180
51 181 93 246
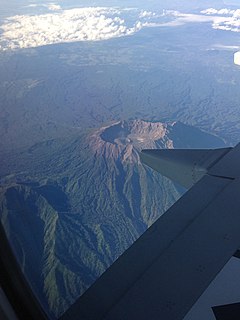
46 3 61 11
0 7 146 50
201 8 234 15
139 10 156 18
25 4 38 8
162 8 240 33
201 8 240 16
160 10 229 27
200 7 240 32
213 44 239 50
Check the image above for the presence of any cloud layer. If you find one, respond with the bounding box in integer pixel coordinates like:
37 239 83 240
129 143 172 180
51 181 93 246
201 8 240 32
0 5 240 51
161 8 240 33
0 6 155 50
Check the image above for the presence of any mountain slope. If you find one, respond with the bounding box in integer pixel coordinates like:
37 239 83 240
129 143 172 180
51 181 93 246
0 120 225 317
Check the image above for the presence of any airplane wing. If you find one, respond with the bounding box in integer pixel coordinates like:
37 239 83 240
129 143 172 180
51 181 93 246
60 144 240 320
212 302 240 320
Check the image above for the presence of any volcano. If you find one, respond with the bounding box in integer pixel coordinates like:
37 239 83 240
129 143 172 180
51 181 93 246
0 120 225 317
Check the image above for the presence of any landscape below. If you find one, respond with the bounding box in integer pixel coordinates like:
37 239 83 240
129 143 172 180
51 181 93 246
0 119 225 317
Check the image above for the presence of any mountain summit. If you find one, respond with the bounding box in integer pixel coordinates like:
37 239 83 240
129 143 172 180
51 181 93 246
90 120 173 163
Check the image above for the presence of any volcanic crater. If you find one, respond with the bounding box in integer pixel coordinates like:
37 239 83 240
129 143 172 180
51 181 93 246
90 120 174 163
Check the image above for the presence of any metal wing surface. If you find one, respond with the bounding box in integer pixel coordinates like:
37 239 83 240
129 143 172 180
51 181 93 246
60 144 240 320
212 302 240 320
